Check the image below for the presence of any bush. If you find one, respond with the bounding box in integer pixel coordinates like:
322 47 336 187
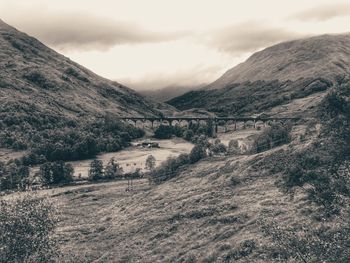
0 193 59 262
253 122 292 153
39 161 74 185
154 125 175 139
88 159 104 181
210 142 227 155
270 82 350 214
183 129 194 141
149 154 190 184
189 144 207 163
261 219 350 263
228 139 241 155
104 158 123 179
145 155 156 171
0 160 30 191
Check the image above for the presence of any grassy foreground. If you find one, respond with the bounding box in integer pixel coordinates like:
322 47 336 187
51 143 313 263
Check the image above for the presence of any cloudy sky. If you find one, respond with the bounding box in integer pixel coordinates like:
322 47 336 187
1 0 350 90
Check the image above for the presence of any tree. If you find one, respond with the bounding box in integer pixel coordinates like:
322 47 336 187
0 193 60 262
189 145 207 163
154 125 174 139
211 143 227 155
88 159 104 181
213 138 221 145
104 158 123 179
145 155 156 171
183 129 194 141
0 161 30 190
40 161 74 185
228 139 240 154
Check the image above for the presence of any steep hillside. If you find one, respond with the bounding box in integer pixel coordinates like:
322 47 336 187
206 33 350 90
168 34 350 117
0 19 160 163
168 77 333 117
0 19 159 117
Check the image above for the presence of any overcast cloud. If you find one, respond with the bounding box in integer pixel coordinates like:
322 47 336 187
292 4 350 21
1 0 350 90
205 22 303 54
14 13 187 51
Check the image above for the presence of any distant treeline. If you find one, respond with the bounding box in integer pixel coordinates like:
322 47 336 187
0 109 144 165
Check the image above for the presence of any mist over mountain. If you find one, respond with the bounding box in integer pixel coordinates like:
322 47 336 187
168 34 350 117
139 84 204 102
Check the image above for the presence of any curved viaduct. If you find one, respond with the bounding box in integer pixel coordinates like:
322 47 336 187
115 116 301 133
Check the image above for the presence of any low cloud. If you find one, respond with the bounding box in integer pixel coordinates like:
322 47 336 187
120 65 222 91
292 4 350 21
205 22 302 54
14 12 187 51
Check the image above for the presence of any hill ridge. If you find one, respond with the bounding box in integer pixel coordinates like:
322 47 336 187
205 33 350 90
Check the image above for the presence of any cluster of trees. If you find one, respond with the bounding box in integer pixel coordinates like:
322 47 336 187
0 160 30 191
0 159 76 191
153 120 214 141
149 135 229 184
252 122 292 153
88 158 124 181
39 161 74 185
0 111 145 166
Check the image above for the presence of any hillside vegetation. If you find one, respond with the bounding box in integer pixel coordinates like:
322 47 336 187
168 77 333 116
0 19 160 164
206 34 350 90
49 79 350 262
168 34 350 117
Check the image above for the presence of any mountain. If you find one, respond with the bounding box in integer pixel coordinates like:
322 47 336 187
0 19 160 163
206 34 350 90
0 19 159 117
168 34 350 117
140 84 204 102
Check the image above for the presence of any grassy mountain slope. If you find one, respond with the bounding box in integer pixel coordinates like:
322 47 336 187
0 19 160 162
0 19 159 118
206 34 350 90
168 34 350 117
168 77 333 117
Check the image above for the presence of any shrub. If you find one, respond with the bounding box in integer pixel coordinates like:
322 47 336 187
228 139 240 154
271 83 350 214
154 125 174 139
0 192 59 262
88 159 104 181
183 129 194 141
39 161 74 185
189 144 207 163
253 122 292 153
0 161 30 191
149 154 190 184
145 155 156 171
261 219 350 263
210 141 227 156
104 158 123 179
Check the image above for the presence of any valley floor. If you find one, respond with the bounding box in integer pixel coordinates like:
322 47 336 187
51 145 311 263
